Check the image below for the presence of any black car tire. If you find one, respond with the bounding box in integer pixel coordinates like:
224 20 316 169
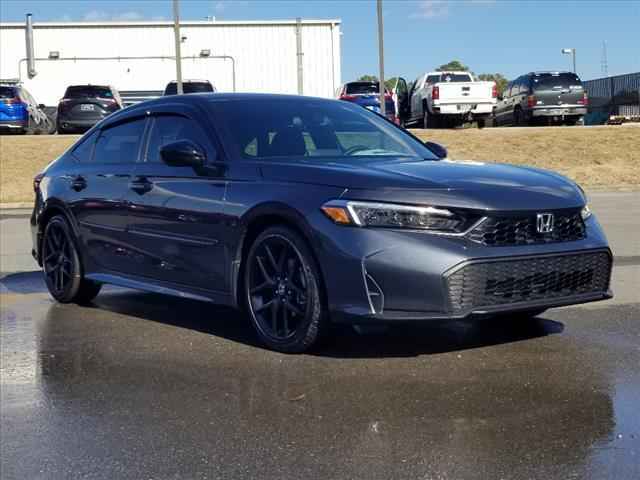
513 108 522 126
42 215 102 304
424 109 438 129
245 225 329 353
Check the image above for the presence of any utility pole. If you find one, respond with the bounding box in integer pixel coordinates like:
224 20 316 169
173 0 184 94
377 0 385 115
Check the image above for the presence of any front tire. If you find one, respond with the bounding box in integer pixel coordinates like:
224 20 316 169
42 215 101 304
244 226 329 353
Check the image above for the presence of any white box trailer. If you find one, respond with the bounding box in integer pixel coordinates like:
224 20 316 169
0 17 341 106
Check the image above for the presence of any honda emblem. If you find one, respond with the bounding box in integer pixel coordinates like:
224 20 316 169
536 213 554 233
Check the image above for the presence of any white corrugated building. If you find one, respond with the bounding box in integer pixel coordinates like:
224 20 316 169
0 17 341 106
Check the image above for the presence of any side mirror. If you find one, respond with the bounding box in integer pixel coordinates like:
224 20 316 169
160 140 206 168
424 141 447 159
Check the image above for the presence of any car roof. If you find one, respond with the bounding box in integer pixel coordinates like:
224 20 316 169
167 79 212 84
529 71 575 75
100 93 341 128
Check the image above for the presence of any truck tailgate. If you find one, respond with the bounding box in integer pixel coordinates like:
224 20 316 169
436 82 494 104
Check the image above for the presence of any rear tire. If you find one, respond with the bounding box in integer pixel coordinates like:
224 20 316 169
244 225 329 353
513 108 523 127
42 215 101 304
423 109 439 129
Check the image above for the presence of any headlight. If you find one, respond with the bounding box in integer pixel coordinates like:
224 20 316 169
321 200 474 233
581 204 592 220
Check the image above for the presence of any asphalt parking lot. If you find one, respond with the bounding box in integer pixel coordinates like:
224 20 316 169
1 192 639 479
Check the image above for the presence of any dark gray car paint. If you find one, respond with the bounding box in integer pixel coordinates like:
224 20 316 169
32 93 611 324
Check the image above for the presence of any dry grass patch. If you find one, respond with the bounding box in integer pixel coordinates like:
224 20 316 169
411 125 640 188
1 126 638 204
0 135 80 203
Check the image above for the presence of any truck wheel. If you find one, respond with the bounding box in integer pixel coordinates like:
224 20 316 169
424 110 438 129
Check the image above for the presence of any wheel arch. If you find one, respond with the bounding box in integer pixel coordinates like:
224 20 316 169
231 203 327 310
36 200 81 265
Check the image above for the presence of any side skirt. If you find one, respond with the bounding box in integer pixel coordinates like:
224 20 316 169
85 272 233 306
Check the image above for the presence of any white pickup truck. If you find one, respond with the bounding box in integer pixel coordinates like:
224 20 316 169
394 71 497 128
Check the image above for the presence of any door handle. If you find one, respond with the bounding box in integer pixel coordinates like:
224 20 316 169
129 176 153 194
71 175 87 192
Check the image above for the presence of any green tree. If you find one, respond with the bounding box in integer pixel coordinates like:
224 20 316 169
357 75 378 82
436 60 469 72
477 73 509 94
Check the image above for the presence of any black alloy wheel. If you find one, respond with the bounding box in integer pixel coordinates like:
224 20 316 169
245 226 328 353
42 215 101 303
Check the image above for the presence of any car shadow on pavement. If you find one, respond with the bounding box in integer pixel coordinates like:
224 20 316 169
0 271 46 294
93 289 564 358
1 271 565 358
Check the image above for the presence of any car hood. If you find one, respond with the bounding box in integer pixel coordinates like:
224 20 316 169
259 158 586 211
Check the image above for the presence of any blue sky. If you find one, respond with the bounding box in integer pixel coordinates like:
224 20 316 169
1 0 639 83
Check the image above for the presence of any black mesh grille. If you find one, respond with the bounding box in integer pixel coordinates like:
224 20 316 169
445 251 611 314
467 211 586 246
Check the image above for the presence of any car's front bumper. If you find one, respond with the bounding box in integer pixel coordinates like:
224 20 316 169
313 213 613 323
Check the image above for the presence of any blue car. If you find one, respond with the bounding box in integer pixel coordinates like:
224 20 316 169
0 82 52 134
337 81 397 123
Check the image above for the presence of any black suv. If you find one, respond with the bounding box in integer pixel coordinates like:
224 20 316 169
494 72 588 126
56 85 123 134
163 79 216 96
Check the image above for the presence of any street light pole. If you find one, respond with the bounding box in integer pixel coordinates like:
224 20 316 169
173 0 184 94
377 0 385 116
562 48 576 73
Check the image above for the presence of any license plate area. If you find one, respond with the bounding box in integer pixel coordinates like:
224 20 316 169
80 104 95 111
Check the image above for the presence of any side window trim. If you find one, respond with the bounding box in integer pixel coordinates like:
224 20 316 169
71 130 98 163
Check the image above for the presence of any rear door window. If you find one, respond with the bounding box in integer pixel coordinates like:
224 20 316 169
0 87 17 99
345 83 381 95
439 73 473 83
65 86 113 99
164 82 213 95
93 119 146 164
532 73 583 91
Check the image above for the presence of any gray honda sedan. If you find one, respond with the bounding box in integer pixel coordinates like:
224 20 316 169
31 93 612 352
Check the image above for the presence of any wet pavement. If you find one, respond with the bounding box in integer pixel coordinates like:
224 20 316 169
1 272 639 479
1 192 639 479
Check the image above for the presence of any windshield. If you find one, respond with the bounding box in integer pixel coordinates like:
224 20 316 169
345 82 385 95
65 86 113 98
210 98 438 161
532 73 583 90
165 82 214 95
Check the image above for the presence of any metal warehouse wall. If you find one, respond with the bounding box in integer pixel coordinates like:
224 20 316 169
583 72 640 124
0 19 341 106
